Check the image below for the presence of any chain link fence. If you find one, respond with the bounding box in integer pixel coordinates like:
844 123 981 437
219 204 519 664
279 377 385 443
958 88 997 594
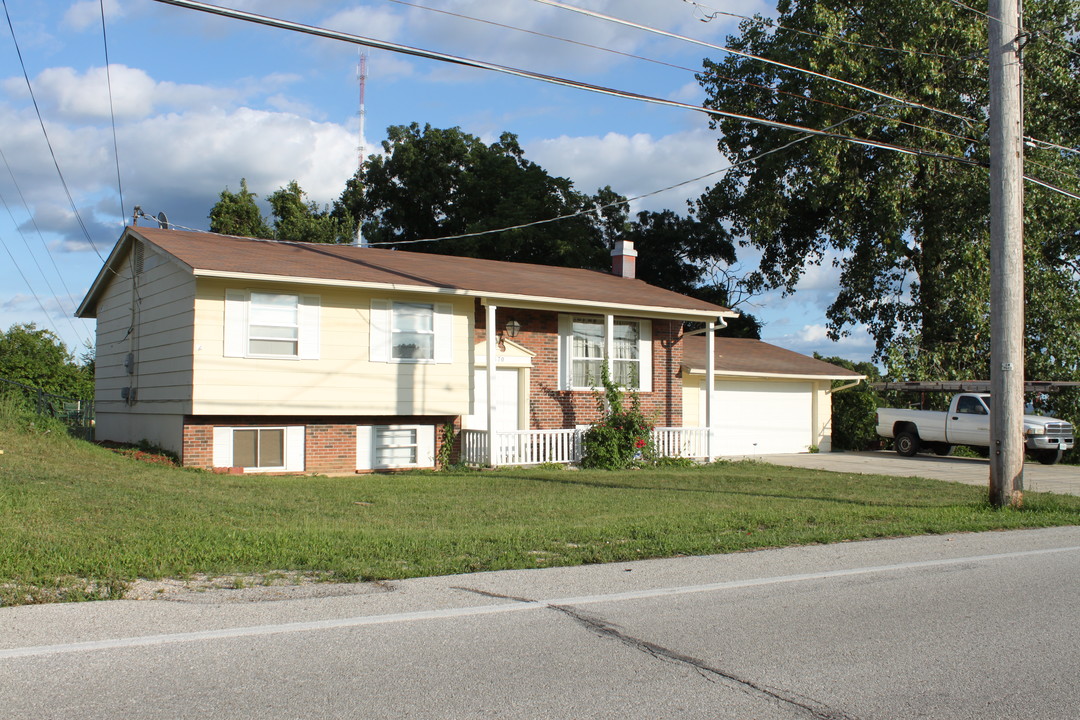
0 376 94 440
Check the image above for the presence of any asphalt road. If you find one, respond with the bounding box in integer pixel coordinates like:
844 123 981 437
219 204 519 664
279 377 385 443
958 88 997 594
758 450 1080 496
3 527 1079 719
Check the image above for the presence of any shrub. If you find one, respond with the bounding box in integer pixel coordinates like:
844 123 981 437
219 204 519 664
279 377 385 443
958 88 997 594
580 363 654 470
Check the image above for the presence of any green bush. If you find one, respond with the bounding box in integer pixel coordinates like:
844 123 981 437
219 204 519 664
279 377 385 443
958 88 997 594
580 364 654 470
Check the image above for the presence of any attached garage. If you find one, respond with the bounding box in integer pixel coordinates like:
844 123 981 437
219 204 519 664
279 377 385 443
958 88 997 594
681 336 864 456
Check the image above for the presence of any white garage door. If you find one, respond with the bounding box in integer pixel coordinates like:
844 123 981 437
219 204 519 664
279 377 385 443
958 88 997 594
703 380 814 455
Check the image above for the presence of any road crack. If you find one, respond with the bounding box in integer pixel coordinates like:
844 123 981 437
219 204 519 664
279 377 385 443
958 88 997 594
551 604 860 720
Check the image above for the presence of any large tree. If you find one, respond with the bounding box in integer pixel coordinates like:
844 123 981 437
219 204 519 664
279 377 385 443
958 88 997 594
334 122 751 329
695 0 1080 382
335 123 613 268
209 179 352 244
0 323 93 401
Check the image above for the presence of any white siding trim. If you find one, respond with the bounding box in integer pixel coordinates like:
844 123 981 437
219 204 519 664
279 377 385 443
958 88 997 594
223 290 247 358
285 426 306 472
212 426 233 467
356 426 374 471
637 319 653 392
557 314 573 390
369 299 391 362
417 425 436 467
298 295 320 359
434 302 453 364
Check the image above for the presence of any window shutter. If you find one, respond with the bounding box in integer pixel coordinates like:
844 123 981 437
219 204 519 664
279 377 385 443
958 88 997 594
434 303 453 364
298 295 320 360
285 426 306 472
637 319 653 392
212 426 233 468
417 425 436 467
224 290 247 357
356 425 373 471
369 299 391 362
557 314 573 390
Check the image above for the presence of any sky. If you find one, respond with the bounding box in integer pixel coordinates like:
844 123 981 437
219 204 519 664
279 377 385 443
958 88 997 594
0 0 877 363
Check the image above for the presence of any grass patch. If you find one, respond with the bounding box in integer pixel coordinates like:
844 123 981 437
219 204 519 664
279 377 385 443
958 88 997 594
2 408 1079 606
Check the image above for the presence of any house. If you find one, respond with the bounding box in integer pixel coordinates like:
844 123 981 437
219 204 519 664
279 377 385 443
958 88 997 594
681 336 863 455
75 226 860 472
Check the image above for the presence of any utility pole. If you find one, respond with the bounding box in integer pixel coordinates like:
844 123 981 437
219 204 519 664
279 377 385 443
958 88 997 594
988 0 1025 507
354 51 368 248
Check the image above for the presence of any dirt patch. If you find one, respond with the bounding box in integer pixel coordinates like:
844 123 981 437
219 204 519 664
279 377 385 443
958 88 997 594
124 572 394 603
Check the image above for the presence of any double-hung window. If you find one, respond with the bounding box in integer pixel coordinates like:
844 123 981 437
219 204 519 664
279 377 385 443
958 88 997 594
369 299 453 363
612 319 642 388
560 314 651 391
224 289 320 359
391 302 435 360
248 293 299 356
571 317 605 387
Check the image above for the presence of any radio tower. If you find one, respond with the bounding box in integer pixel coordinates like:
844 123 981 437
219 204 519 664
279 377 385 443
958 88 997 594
354 50 368 247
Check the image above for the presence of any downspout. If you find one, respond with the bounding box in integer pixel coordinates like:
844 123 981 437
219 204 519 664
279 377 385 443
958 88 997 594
827 379 864 394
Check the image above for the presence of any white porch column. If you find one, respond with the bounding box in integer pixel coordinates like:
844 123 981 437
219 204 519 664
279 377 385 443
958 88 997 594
706 321 716 462
604 313 615 383
486 303 497 467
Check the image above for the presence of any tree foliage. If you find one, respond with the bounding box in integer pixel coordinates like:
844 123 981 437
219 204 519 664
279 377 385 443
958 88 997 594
209 178 353 244
0 323 93 400
208 178 271 239
695 0 1080 383
815 354 882 450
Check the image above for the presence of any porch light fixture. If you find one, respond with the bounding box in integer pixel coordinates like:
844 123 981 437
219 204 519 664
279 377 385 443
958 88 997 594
505 319 521 338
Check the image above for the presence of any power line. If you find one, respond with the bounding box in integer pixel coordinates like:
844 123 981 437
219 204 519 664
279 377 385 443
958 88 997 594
149 0 1080 203
0 228 68 343
681 0 979 63
385 0 698 74
0 189 91 346
147 3 986 166
391 0 984 150
99 0 126 223
0 146 85 324
528 0 975 123
2 0 106 262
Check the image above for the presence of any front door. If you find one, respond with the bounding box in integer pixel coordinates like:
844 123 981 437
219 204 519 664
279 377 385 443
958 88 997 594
465 368 521 432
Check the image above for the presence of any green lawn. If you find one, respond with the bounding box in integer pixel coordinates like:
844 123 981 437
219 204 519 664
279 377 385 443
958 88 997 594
3 409 1080 606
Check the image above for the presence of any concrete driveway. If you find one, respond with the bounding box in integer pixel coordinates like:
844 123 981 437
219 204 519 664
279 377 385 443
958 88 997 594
756 450 1080 496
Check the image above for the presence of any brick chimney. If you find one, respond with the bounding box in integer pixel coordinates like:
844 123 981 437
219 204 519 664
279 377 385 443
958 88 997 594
611 240 637 279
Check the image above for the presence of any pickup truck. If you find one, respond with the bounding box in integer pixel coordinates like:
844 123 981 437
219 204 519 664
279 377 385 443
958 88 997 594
876 393 1075 465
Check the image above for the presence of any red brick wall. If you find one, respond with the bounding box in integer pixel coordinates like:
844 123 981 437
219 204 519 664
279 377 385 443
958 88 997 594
476 304 684 430
181 414 456 472
182 424 213 469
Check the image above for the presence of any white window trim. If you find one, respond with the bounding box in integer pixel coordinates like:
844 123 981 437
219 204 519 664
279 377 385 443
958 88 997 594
224 290 320 360
369 299 453 364
356 424 436 470
212 425 305 473
558 314 652 392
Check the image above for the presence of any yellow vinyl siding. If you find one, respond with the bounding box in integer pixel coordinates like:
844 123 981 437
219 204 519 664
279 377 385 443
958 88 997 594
93 243 195 416
192 279 472 416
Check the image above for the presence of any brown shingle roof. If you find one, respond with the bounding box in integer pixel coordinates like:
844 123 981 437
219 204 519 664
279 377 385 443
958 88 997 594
80 227 732 319
682 335 864 379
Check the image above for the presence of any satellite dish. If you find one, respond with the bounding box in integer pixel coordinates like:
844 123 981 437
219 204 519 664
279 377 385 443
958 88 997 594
157 211 169 230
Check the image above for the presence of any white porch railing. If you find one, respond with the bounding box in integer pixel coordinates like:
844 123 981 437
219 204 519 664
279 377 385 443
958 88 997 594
652 426 710 459
461 427 710 467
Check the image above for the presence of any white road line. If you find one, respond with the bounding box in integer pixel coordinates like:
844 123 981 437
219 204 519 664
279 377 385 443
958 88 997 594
3 544 1078 660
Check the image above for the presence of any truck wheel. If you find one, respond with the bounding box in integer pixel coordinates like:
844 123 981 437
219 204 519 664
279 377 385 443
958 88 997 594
933 443 954 457
895 430 920 457
1037 448 1063 465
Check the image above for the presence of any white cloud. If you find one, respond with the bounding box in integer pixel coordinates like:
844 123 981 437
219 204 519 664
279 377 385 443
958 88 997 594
527 128 722 213
762 322 877 362
4 65 240 121
63 0 125 32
